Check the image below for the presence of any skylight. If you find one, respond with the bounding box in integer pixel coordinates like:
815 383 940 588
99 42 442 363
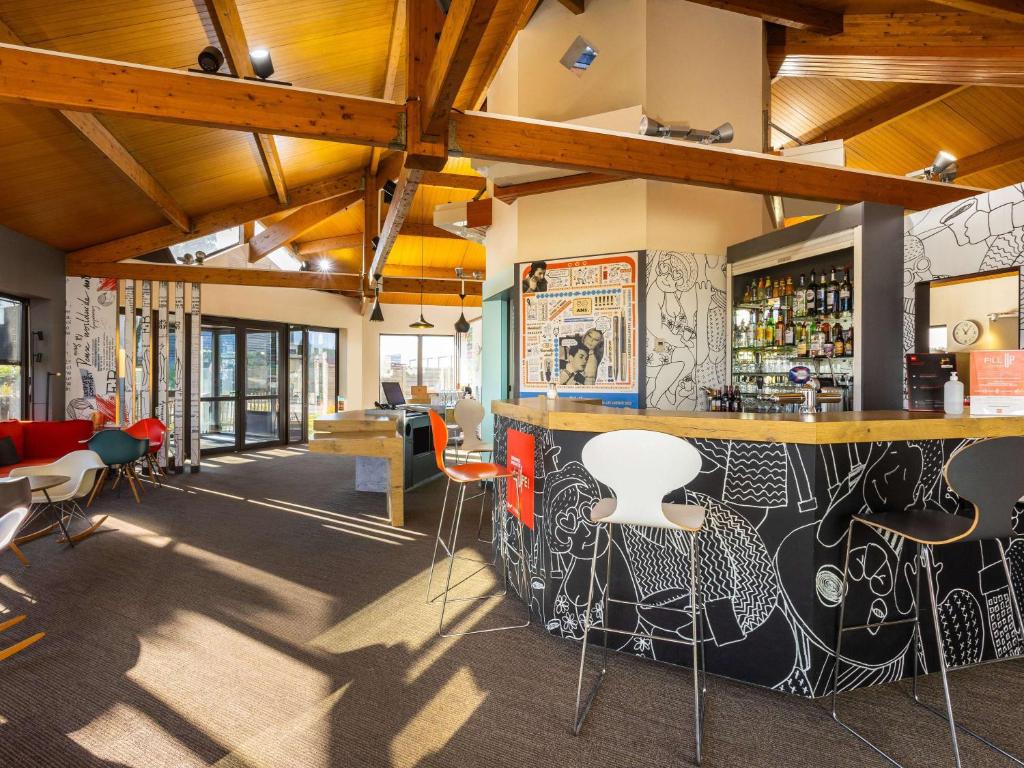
169 226 241 261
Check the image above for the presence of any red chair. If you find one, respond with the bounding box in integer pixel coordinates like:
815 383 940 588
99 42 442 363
123 418 168 485
424 409 530 637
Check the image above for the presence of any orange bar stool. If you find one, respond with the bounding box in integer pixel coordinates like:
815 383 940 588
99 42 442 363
425 409 531 637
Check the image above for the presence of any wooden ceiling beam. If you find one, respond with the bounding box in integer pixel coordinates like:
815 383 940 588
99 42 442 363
249 189 362 262
203 0 290 204
381 276 482 295
928 1 1024 24
420 171 487 191
494 172 620 203
380 292 482 307
422 0 500 138
0 43 403 145
461 0 542 110
684 0 842 35
382 264 485 281
450 111 982 210
769 13 1024 84
0 20 190 232
957 136 1024 179
71 170 364 264
401 222 464 240
370 0 406 175
556 0 585 14
796 84 968 146
371 167 423 278
294 234 363 255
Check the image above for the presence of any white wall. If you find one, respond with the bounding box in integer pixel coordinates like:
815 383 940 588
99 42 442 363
360 303 475 405
201 282 364 408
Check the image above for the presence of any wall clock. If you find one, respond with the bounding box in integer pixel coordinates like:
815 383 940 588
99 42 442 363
952 319 981 346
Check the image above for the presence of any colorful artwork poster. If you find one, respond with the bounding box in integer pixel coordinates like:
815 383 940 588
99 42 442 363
506 429 535 530
970 350 1024 415
65 276 118 422
517 252 642 408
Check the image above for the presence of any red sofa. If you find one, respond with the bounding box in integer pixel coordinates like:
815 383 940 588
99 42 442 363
0 420 94 478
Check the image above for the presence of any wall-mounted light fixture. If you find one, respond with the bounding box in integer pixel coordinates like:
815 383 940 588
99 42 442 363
198 46 225 73
640 116 734 145
906 151 958 183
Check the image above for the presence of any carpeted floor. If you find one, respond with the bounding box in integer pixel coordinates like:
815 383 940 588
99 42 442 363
1 446 1023 768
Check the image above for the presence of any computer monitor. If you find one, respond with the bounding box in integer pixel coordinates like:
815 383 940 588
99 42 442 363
381 381 406 406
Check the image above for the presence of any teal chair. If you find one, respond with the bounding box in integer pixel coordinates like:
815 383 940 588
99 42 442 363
87 430 149 504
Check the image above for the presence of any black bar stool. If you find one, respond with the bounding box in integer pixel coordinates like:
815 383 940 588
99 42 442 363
831 436 1024 768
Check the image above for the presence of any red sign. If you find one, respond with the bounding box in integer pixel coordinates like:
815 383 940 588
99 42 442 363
970 350 1024 416
506 429 536 530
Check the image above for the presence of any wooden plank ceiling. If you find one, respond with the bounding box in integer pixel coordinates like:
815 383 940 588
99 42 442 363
0 0 1019 303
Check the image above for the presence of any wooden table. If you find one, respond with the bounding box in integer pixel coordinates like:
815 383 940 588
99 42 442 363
310 410 405 527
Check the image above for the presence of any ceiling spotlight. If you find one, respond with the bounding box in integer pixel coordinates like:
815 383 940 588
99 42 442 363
907 150 958 183
316 258 332 273
249 48 275 80
369 274 384 323
195 250 206 265
639 116 734 145
299 260 311 272
382 179 397 204
198 46 225 73
182 252 195 265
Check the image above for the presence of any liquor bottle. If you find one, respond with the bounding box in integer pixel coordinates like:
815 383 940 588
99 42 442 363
815 271 827 315
766 311 776 348
756 276 765 301
785 277 794 313
796 322 808 357
809 320 820 357
844 326 853 357
731 387 741 412
795 274 807 316
826 267 838 315
806 270 817 315
821 320 833 357
839 267 852 313
833 323 845 357
775 313 785 347
742 282 751 304
784 318 795 346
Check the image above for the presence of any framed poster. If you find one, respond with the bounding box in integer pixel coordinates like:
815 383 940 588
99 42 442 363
970 350 1024 415
516 251 644 408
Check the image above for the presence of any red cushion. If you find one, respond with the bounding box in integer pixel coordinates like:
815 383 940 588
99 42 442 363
22 420 93 460
0 458 55 478
0 420 25 460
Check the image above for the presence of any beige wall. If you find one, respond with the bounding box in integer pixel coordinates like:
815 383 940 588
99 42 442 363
930 273 1020 352
360 303 474 405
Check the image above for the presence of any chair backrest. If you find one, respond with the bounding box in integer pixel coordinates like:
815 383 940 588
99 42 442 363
88 429 148 465
124 418 166 451
0 477 31 515
945 437 1024 542
582 429 702 528
453 399 485 444
427 409 449 473
11 450 106 501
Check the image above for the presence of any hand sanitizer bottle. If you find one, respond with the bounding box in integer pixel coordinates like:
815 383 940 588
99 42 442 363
944 371 964 415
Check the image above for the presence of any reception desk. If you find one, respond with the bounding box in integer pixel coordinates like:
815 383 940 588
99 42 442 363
492 398 1024 697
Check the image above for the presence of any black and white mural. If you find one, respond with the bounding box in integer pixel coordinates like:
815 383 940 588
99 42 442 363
645 250 727 411
495 416 1024 698
904 183 1024 360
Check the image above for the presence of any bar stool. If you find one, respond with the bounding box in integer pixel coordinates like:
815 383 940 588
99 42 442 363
832 436 1024 768
575 429 708 765
424 409 531 637
451 398 495 543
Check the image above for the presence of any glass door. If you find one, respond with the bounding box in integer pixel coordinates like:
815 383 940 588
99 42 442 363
200 325 238 451
287 328 305 443
306 329 338 434
243 328 281 447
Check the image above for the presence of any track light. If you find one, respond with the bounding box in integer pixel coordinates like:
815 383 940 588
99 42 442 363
195 250 206 265
639 116 734 145
382 179 397 204
369 274 384 322
198 46 225 73
249 48 275 80
906 150 958 183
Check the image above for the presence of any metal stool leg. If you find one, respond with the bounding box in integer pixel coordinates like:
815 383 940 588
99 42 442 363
574 522 605 735
475 478 493 543
438 473 530 637
426 477 454 603
831 520 904 768
922 545 964 768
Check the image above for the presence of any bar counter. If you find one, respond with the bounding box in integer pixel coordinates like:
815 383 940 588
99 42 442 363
491 398 1024 698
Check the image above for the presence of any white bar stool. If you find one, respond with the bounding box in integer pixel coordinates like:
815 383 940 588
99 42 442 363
451 398 495 543
576 429 708 765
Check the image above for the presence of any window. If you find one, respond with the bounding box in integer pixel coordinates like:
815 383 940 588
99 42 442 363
928 325 948 353
379 334 457 402
0 295 27 421
169 226 242 262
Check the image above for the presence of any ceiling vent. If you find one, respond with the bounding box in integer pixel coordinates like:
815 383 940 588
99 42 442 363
433 199 492 243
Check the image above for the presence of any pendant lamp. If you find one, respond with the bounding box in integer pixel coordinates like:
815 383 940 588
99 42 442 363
369 274 384 322
454 269 470 333
409 235 434 329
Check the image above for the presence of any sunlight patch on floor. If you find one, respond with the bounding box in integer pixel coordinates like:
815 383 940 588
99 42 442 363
68 701 210 767
389 667 487 768
248 499 417 543
206 455 256 465
265 498 428 537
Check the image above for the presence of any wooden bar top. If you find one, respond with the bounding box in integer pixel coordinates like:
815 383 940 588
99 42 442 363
312 409 402 437
493 398 1024 444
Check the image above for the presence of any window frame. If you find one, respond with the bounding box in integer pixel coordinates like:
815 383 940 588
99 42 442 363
0 292 30 421
378 333 457 401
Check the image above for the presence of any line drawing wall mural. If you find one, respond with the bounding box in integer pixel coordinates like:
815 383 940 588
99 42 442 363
157 282 169 469
644 250 727 411
122 279 135 425
65 277 118 422
904 183 1024 367
139 281 152 420
495 416 1023 698
173 282 185 466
